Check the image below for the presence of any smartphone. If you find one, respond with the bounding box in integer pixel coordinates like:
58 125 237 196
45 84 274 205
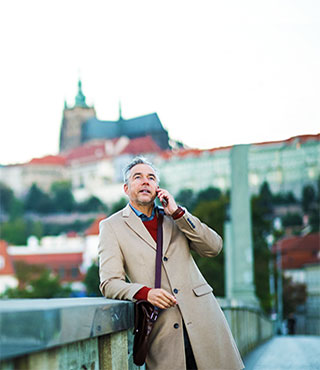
161 198 168 207
157 188 168 207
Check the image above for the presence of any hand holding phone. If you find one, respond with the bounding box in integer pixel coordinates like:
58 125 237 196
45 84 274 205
156 188 178 216
156 188 168 207
157 188 168 208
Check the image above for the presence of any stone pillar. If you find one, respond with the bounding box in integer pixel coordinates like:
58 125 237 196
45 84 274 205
225 144 258 305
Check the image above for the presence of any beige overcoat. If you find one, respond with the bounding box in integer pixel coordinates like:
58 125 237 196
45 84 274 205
98 205 244 370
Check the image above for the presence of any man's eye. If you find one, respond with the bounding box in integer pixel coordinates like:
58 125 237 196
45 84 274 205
149 176 156 181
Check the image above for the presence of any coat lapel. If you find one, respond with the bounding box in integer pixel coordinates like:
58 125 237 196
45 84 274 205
122 204 156 250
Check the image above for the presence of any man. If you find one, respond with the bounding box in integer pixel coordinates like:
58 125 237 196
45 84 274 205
99 157 244 370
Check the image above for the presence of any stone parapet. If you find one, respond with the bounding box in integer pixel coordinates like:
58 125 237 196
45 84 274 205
0 297 274 369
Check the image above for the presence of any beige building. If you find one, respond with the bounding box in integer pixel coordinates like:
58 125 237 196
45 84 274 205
0 155 69 196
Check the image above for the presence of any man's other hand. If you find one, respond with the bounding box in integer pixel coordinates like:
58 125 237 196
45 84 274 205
147 288 177 309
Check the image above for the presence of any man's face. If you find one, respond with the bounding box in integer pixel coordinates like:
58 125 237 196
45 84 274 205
124 163 158 208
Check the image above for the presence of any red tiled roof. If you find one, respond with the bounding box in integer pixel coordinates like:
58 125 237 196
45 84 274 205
120 136 162 155
272 232 320 270
11 252 84 282
85 214 107 236
27 155 67 166
11 253 83 266
65 141 109 164
161 134 319 160
253 134 320 148
0 240 15 275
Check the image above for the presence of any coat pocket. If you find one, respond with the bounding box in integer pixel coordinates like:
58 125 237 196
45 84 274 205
192 283 213 297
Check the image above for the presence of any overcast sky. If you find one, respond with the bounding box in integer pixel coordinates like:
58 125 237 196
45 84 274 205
0 0 319 165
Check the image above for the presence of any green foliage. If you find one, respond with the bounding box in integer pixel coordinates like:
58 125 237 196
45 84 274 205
110 197 128 215
0 218 29 245
1 261 71 298
8 198 25 220
25 184 54 214
31 221 44 240
302 184 316 213
0 217 44 245
0 182 24 219
257 182 273 216
77 196 107 213
84 263 102 297
251 183 273 313
196 187 222 205
282 275 307 319
50 181 75 212
272 192 297 205
310 208 320 232
281 213 303 227
0 182 15 213
301 182 319 232
175 189 196 211
42 219 94 236
192 196 228 296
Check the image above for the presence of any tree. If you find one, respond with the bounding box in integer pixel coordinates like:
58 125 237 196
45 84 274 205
0 218 29 245
192 196 228 296
1 261 71 298
50 181 75 212
273 191 297 205
25 183 54 213
0 182 14 213
282 275 307 319
310 208 320 232
258 182 273 217
302 184 316 213
77 196 107 213
281 213 303 227
84 263 102 296
110 197 128 215
0 182 24 219
251 182 273 313
175 189 196 211
196 187 221 205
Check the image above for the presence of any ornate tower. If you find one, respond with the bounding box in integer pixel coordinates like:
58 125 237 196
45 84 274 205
59 80 96 153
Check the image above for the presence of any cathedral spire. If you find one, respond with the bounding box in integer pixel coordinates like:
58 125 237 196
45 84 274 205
118 101 123 121
75 79 88 108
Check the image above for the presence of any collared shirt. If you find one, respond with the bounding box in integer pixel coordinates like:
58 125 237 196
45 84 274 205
129 203 158 222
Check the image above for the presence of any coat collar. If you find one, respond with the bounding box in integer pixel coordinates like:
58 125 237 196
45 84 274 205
122 204 172 254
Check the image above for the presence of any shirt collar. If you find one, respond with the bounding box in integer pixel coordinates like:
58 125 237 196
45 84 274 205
129 203 157 221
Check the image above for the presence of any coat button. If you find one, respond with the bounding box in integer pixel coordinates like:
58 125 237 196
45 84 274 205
163 256 168 261
173 288 178 294
174 323 179 329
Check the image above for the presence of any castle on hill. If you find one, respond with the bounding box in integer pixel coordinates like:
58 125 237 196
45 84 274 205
59 80 171 153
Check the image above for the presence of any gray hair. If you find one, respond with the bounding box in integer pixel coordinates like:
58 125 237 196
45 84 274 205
123 156 160 184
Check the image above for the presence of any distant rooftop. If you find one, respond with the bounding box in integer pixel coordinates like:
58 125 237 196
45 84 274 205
272 232 320 270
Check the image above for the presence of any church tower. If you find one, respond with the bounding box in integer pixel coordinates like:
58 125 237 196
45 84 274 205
59 80 96 153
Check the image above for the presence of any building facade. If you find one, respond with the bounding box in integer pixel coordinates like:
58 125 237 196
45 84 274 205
157 134 320 198
59 80 96 152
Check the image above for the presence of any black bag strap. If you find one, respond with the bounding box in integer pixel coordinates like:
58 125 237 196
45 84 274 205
155 208 164 289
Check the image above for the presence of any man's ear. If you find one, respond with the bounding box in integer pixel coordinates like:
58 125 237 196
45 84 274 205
124 183 129 195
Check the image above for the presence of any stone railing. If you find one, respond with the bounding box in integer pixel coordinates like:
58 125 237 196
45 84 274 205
218 299 275 356
0 298 274 369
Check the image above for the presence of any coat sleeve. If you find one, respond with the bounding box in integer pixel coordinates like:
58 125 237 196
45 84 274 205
98 219 144 300
173 209 223 257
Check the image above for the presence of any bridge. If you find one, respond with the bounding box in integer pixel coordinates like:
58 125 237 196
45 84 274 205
0 297 273 369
